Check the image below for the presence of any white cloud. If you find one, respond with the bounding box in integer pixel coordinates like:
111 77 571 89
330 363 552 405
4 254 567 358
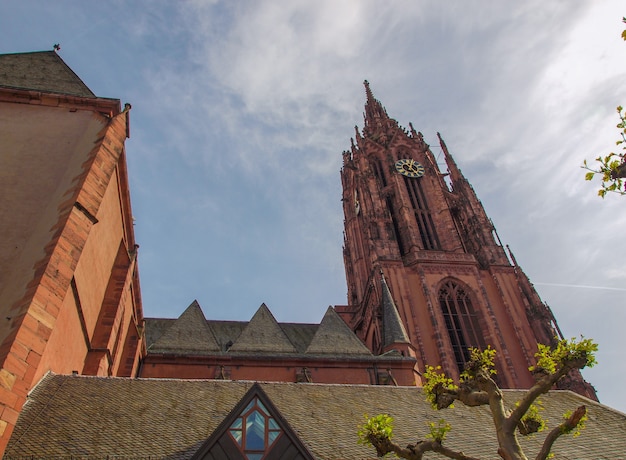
9 0 625 411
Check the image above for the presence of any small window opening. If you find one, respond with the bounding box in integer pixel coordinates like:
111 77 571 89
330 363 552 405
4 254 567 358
229 397 282 459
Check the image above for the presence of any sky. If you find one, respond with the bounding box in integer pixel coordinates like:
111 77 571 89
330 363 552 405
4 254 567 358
3 1 625 413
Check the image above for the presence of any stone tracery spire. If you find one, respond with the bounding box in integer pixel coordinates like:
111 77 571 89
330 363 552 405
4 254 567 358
362 80 396 137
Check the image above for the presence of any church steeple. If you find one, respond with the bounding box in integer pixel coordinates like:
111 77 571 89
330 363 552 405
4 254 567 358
362 80 398 140
363 80 388 122
337 82 596 399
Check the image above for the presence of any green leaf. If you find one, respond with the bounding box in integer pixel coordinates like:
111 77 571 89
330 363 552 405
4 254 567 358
585 172 594 181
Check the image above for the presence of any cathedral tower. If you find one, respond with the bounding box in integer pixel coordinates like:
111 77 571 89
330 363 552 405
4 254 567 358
336 82 595 398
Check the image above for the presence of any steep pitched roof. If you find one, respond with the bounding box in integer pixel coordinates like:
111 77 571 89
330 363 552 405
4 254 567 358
228 304 297 353
0 50 96 97
149 301 220 354
305 307 371 355
145 318 325 356
6 374 626 459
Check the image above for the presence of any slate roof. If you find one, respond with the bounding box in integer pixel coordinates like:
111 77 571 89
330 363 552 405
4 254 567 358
5 373 625 459
305 307 371 354
146 302 377 358
228 304 298 353
0 50 96 97
149 301 221 354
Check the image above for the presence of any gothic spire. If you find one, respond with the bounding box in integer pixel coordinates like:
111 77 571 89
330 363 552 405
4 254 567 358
438 132 466 187
380 272 410 347
362 80 396 137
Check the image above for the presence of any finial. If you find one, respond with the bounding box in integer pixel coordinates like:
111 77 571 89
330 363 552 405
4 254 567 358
53 44 61 52
363 79 374 102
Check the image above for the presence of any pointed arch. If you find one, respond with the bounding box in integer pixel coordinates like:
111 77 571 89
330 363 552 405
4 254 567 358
437 278 486 373
370 157 388 187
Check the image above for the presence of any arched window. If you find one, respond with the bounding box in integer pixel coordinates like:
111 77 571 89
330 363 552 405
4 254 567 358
438 280 485 373
229 397 282 459
403 175 440 250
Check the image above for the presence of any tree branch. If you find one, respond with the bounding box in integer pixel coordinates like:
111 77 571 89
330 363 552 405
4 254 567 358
534 406 586 460
367 435 481 460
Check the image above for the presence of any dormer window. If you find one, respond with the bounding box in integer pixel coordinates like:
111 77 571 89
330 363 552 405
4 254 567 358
229 397 282 459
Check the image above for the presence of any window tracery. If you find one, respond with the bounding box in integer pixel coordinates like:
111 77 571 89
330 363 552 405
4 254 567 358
438 280 485 372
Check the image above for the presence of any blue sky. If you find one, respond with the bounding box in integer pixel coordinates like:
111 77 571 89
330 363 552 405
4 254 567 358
3 1 626 413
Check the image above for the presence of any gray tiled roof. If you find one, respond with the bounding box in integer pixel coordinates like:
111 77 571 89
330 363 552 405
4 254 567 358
0 51 96 97
149 301 220 354
228 304 297 353
305 307 371 354
145 302 375 357
5 373 626 459
280 322 318 353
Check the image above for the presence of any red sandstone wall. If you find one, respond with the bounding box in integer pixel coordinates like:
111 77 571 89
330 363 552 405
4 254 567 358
0 93 143 453
140 358 417 386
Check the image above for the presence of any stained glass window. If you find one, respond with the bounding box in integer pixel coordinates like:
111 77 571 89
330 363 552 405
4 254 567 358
229 397 282 459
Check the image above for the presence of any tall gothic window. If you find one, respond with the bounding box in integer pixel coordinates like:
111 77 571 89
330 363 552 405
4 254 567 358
229 397 282 459
371 158 387 187
438 280 485 373
404 176 440 250
386 197 407 255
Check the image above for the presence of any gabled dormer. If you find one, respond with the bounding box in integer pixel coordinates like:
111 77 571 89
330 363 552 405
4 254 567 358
192 383 314 460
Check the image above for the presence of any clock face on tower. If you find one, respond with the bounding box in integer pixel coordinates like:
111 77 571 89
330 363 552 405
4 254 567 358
395 159 425 178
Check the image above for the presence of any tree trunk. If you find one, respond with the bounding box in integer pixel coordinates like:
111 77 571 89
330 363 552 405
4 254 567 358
496 426 528 460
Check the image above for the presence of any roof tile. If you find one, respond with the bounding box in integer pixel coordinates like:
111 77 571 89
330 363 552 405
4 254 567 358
0 51 96 97
6 374 626 459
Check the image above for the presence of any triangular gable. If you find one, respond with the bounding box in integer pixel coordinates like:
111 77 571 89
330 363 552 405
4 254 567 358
305 307 371 355
228 304 297 353
149 300 220 354
192 383 314 460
